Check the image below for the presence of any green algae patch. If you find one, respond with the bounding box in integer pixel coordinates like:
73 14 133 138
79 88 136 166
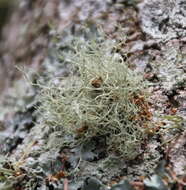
39 38 152 160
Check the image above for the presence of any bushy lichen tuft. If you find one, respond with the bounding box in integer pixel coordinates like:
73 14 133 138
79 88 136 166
39 38 151 160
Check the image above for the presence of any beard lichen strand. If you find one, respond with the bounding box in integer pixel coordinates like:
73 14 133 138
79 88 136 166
39 38 151 160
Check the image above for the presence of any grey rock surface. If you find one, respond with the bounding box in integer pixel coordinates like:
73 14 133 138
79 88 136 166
138 0 186 40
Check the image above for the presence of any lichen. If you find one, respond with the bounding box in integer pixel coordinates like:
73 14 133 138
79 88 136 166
38 36 152 160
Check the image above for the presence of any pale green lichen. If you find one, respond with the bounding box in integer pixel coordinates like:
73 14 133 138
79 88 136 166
39 37 151 159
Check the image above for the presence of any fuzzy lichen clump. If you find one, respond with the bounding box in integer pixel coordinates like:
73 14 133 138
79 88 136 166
39 38 151 160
